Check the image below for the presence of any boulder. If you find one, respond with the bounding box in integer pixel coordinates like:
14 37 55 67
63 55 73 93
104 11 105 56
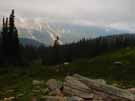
49 89 64 96
46 79 59 91
3 97 15 101
32 80 44 86
46 79 63 91
127 88 135 94
31 96 37 101
113 61 123 65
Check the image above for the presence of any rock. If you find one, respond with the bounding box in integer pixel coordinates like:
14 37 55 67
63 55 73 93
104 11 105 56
32 80 44 86
95 79 106 85
113 61 122 65
31 96 37 101
46 79 59 91
40 96 67 101
3 97 15 101
64 62 69 65
127 88 135 94
49 89 64 97
32 89 41 93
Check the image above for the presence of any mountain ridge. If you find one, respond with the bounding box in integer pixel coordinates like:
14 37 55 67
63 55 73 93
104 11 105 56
0 18 132 45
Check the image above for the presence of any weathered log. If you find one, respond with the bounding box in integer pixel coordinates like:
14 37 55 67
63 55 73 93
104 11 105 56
64 76 91 92
40 96 67 101
73 74 135 101
64 86 94 99
64 76 93 99
40 96 84 101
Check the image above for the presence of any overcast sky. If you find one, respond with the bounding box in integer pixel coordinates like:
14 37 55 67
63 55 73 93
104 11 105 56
0 0 134 32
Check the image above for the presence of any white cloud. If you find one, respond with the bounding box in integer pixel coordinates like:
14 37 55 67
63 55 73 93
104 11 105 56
0 0 134 32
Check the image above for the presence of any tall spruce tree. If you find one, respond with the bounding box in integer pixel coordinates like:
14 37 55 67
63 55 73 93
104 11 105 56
8 9 19 58
1 9 19 64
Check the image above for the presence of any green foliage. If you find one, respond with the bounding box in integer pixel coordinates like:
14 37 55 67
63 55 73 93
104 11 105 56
0 47 135 100
63 47 135 82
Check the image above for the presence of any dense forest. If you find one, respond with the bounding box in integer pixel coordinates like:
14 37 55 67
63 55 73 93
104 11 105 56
0 10 135 66
0 10 19 64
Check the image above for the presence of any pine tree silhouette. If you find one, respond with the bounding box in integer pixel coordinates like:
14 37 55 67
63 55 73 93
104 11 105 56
9 9 19 58
1 9 20 64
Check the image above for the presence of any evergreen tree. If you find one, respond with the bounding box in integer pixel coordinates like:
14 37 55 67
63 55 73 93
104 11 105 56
8 9 19 58
1 9 20 64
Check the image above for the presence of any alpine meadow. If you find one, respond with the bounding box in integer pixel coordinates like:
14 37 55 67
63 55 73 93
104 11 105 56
0 0 135 101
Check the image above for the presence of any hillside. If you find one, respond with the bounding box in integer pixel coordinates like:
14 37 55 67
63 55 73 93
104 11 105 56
65 47 135 81
0 47 135 100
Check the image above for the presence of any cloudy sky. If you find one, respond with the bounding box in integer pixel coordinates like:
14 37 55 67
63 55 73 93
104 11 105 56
0 0 134 32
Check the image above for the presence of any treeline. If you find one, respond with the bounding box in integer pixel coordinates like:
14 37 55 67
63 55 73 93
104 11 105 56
21 33 135 65
0 10 135 66
39 34 135 65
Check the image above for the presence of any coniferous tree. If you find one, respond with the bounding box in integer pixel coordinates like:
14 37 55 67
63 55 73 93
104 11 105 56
53 36 61 64
8 9 19 58
1 9 20 64
1 17 8 61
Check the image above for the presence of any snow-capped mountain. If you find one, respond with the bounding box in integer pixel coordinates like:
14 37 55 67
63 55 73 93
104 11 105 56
1 18 129 46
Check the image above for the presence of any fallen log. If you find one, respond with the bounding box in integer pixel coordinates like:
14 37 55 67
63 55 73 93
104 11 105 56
63 76 93 99
73 74 135 101
40 96 84 101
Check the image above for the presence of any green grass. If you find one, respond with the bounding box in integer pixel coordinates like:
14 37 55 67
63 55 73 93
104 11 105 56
63 48 135 80
0 64 65 100
1 47 135 100
63 47 135 86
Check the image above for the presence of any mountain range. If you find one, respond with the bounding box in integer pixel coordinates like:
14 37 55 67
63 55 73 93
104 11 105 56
0 18 131 46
